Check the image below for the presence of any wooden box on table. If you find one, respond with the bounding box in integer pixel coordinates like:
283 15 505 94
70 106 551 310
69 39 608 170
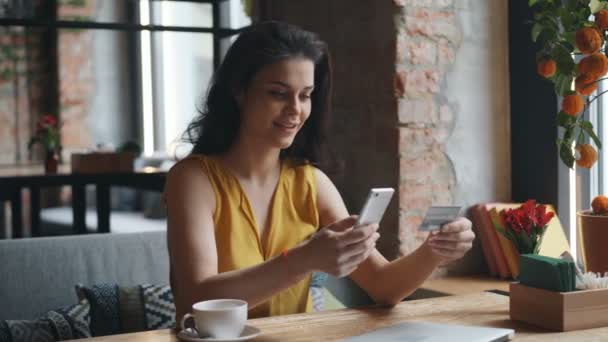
510 282 608 331
71 152 135 173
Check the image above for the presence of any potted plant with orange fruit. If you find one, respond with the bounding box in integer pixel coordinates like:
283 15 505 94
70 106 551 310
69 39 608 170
531 0 608 274
578 195 608 273
530 0 608 168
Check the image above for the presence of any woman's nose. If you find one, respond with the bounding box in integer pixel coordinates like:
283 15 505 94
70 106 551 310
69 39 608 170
286 96 301 115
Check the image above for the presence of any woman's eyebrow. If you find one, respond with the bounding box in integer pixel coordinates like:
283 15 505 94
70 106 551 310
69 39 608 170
268 81 314 90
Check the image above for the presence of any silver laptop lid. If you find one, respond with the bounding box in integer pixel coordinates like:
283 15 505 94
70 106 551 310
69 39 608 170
344 321 514 342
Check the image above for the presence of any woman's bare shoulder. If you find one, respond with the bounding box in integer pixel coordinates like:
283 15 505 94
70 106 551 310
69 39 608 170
165 156 215 208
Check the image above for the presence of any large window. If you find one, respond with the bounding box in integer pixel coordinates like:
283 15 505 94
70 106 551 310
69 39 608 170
0 0 250 165
139 0 250 158
558 77 608 263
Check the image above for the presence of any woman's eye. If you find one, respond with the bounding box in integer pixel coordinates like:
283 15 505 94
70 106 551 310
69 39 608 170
269 90 287 98
300 94 311 100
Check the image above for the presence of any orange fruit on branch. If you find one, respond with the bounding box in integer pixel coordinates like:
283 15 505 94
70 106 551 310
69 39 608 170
575 74 598 95
537 58 556 78
577 52 608 78
562 94 584 116
576 27 603 54
576 144 598 169
592 195 608 215
596 10 608 31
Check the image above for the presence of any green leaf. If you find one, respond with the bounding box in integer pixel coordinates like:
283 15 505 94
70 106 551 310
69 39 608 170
562 31 576 47
559 8 577 29
531 23 545 42
529 0 542 6
560 128 576 168
581 120 603 149
557 110 577 127
553 45 576 76
554 73 574 95
496 226 510 241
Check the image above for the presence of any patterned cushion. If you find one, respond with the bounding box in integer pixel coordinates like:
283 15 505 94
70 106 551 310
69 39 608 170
310 272 328 312
0 301 91 342
76 283 176 336
141 284 175 330
54 301 91 338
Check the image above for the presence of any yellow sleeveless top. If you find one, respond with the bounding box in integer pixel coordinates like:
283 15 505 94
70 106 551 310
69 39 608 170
189 154 320 318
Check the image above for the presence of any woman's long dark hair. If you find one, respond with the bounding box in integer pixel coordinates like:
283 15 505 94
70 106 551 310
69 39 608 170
185 21 333 168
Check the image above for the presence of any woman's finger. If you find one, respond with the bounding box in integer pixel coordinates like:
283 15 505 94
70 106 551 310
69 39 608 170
430 230 475 242
327 215 358 232
339 224 379 246
430 246 463 259
339 233 379 261
428 240 472 252
438 218 472 233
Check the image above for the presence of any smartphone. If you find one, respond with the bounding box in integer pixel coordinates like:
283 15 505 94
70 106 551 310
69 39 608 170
355 188 395 227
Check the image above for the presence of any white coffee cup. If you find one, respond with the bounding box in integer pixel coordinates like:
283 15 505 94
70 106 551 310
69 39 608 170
180 299 248 339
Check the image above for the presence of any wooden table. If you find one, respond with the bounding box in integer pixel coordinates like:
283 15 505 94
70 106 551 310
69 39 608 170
0 164 166 238
80 292 608 341
421 274 510 296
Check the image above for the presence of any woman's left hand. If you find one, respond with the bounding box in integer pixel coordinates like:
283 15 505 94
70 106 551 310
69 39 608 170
425 217 475 264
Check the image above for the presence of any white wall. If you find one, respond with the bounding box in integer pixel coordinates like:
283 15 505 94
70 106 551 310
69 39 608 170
445 0 511 206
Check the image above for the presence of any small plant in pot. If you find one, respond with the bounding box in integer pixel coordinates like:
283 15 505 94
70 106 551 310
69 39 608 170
577 195 608 273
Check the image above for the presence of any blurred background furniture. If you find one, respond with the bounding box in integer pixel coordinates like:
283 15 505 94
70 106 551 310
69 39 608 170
0 161 168 239
0 230 169 320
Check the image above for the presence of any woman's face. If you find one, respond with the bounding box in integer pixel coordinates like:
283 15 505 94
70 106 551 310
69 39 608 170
238 57 315 150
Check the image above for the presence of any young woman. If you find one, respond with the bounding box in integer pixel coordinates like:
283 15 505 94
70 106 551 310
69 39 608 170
165 21 474 321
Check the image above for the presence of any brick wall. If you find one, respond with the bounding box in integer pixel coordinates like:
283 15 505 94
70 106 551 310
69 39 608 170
0 27 26 164
57 0 96 156
0 27 47 164
0 1 96 164
266 0 512 276
264 0 462 262
394 1 461 259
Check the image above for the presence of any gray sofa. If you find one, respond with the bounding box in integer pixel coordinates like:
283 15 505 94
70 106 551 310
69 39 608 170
0 231 169 320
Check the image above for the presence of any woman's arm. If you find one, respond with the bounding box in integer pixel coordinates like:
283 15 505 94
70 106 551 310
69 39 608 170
166 159 379 320
314 169 474 306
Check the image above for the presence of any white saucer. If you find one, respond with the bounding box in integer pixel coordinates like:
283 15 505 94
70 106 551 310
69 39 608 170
177 325 261 342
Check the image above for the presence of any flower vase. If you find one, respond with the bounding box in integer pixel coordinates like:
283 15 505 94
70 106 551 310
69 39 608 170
44 150 59 174
577 211 608 273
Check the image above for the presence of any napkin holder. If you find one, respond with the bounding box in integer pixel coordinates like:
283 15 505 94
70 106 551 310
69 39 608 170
510 282 608 331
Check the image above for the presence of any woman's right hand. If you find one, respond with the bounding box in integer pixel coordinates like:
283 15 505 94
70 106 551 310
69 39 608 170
301 216 380 277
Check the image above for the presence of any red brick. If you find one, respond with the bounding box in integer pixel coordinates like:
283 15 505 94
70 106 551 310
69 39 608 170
404 9 461 44
396 69 440 98
399 181 433 209
399 127 438 156
398 98 437 124
394 71 405 98
400 39 437 65
400 154 434 183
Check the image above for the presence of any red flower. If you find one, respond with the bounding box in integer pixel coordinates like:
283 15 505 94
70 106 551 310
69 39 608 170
499 199 555 254
39 115 57 128
29 114 61 154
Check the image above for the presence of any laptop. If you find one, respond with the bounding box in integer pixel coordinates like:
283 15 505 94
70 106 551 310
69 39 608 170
344 321 514 342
